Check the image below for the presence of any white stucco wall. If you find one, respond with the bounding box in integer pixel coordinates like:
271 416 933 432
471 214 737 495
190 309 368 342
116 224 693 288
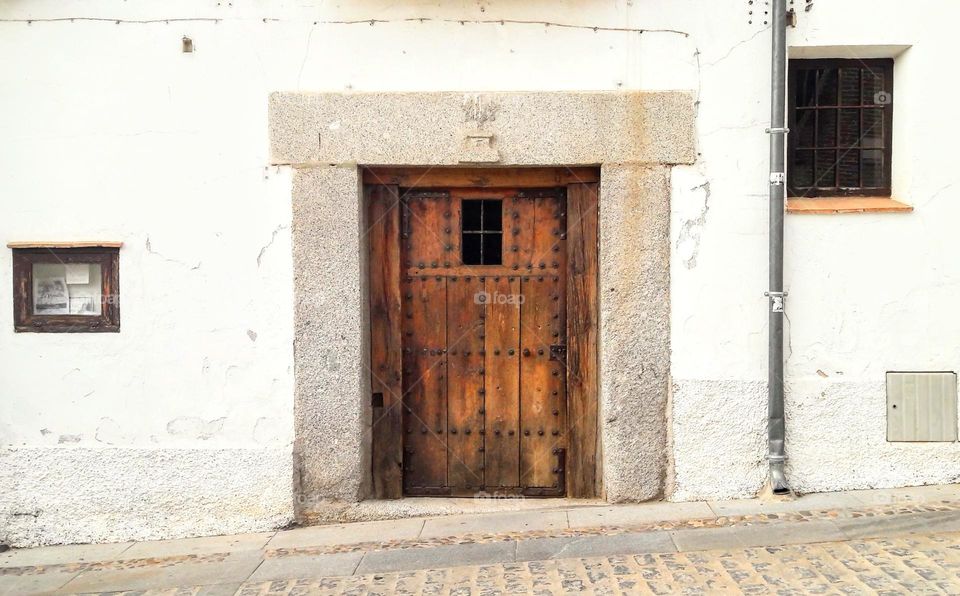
1 0 958 545
670 2 960 499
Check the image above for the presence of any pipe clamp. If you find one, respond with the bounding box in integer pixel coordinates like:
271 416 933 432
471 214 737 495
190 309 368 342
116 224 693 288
765 291 787 313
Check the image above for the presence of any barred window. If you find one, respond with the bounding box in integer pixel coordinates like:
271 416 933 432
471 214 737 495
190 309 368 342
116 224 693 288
788 58 893 197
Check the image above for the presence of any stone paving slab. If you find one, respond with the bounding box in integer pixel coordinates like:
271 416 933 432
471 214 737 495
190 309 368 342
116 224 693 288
55 550 264 594
835 509 960 540
708 483 960 517
121 533 274 559
247 552 362 582
419 509 568 539
567 500 713 528
515 531 675 561
266 518 423 550
354 541 517 575
670 519 847 552
0 541 132 568
0 567 78 596
849 482 960 505
707 489 866 516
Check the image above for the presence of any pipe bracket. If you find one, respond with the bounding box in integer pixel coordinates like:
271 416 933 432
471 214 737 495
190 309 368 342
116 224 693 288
765 291 787 313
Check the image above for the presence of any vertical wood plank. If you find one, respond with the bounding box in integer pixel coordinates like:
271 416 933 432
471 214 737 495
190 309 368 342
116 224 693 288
402 193 451 493
566 182 600 498
446 272 486 494
483 275 521 489
368 184 403 499
402 274 449 492
519 192 567 491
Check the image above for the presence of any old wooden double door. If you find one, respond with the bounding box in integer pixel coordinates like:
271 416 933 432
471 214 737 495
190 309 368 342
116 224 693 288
368 168 599 499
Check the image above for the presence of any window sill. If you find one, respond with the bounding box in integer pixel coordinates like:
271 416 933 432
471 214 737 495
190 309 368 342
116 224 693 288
786 197 913 215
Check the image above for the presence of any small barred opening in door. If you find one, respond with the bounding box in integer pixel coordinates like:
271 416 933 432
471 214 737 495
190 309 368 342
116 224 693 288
366 168 599 499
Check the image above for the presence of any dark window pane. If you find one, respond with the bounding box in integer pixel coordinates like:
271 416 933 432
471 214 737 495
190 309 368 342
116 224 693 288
482 199 502 231
840 68 861 106
462 200 482 231
789 59 892 195
815 150 837 188
792 150 815 188
862 150 885 188
862 69 885 105
482 233 502 265
816 69 838 106
838 109 860 147
462 233 482 264
795 110 816 147
796 70 818 107
862 108 884 148
838 151 860 188
817 109 837 147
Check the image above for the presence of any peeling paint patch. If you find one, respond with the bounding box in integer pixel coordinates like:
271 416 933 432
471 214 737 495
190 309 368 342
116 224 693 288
95 418 129 445
253 417 284 445
166 417 226 440
58 434 81 444
247 329 258 342
675 181 711 269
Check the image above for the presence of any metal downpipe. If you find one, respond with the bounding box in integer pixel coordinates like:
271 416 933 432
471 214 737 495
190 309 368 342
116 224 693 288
767 0 791 495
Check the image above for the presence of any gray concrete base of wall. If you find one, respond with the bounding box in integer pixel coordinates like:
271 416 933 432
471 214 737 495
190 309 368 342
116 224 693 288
270 91 695 512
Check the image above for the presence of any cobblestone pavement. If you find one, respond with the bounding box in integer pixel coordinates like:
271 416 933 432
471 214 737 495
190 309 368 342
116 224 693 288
122 531 960 595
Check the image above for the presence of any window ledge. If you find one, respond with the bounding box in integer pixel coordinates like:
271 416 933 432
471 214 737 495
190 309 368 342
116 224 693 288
786 197 913 215
7 241 123 249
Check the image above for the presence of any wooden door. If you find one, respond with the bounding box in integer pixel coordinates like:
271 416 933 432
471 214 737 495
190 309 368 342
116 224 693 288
368 169 599 499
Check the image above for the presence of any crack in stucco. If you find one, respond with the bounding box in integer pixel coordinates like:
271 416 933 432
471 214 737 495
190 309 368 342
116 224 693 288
676 181 711 269
145 237 201 270
702 27 769 68
257 225 289 267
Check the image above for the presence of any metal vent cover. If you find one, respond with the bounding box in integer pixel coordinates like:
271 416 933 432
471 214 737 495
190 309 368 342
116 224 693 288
886 372 958 442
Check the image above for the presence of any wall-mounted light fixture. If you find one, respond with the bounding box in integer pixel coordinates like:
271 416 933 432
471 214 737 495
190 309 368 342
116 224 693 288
182 36 194 53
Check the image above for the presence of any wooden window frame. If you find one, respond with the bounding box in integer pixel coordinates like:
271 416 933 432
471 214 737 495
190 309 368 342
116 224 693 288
787 58 894 198
12 247 120 333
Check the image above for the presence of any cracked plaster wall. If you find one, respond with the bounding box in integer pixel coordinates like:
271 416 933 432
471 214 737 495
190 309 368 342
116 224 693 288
2 0 960 545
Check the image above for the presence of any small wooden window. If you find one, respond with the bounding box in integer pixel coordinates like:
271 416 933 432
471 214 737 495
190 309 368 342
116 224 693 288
461 199 503 265
788 58 893 197
11 246 120 332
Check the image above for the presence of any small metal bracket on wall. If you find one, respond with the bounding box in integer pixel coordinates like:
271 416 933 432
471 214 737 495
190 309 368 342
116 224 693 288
765 291 787 313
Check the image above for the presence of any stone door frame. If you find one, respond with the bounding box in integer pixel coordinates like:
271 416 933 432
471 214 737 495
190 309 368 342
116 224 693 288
268 91 695 513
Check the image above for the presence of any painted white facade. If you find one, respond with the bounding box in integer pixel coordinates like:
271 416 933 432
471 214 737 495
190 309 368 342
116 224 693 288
1 0 958 546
